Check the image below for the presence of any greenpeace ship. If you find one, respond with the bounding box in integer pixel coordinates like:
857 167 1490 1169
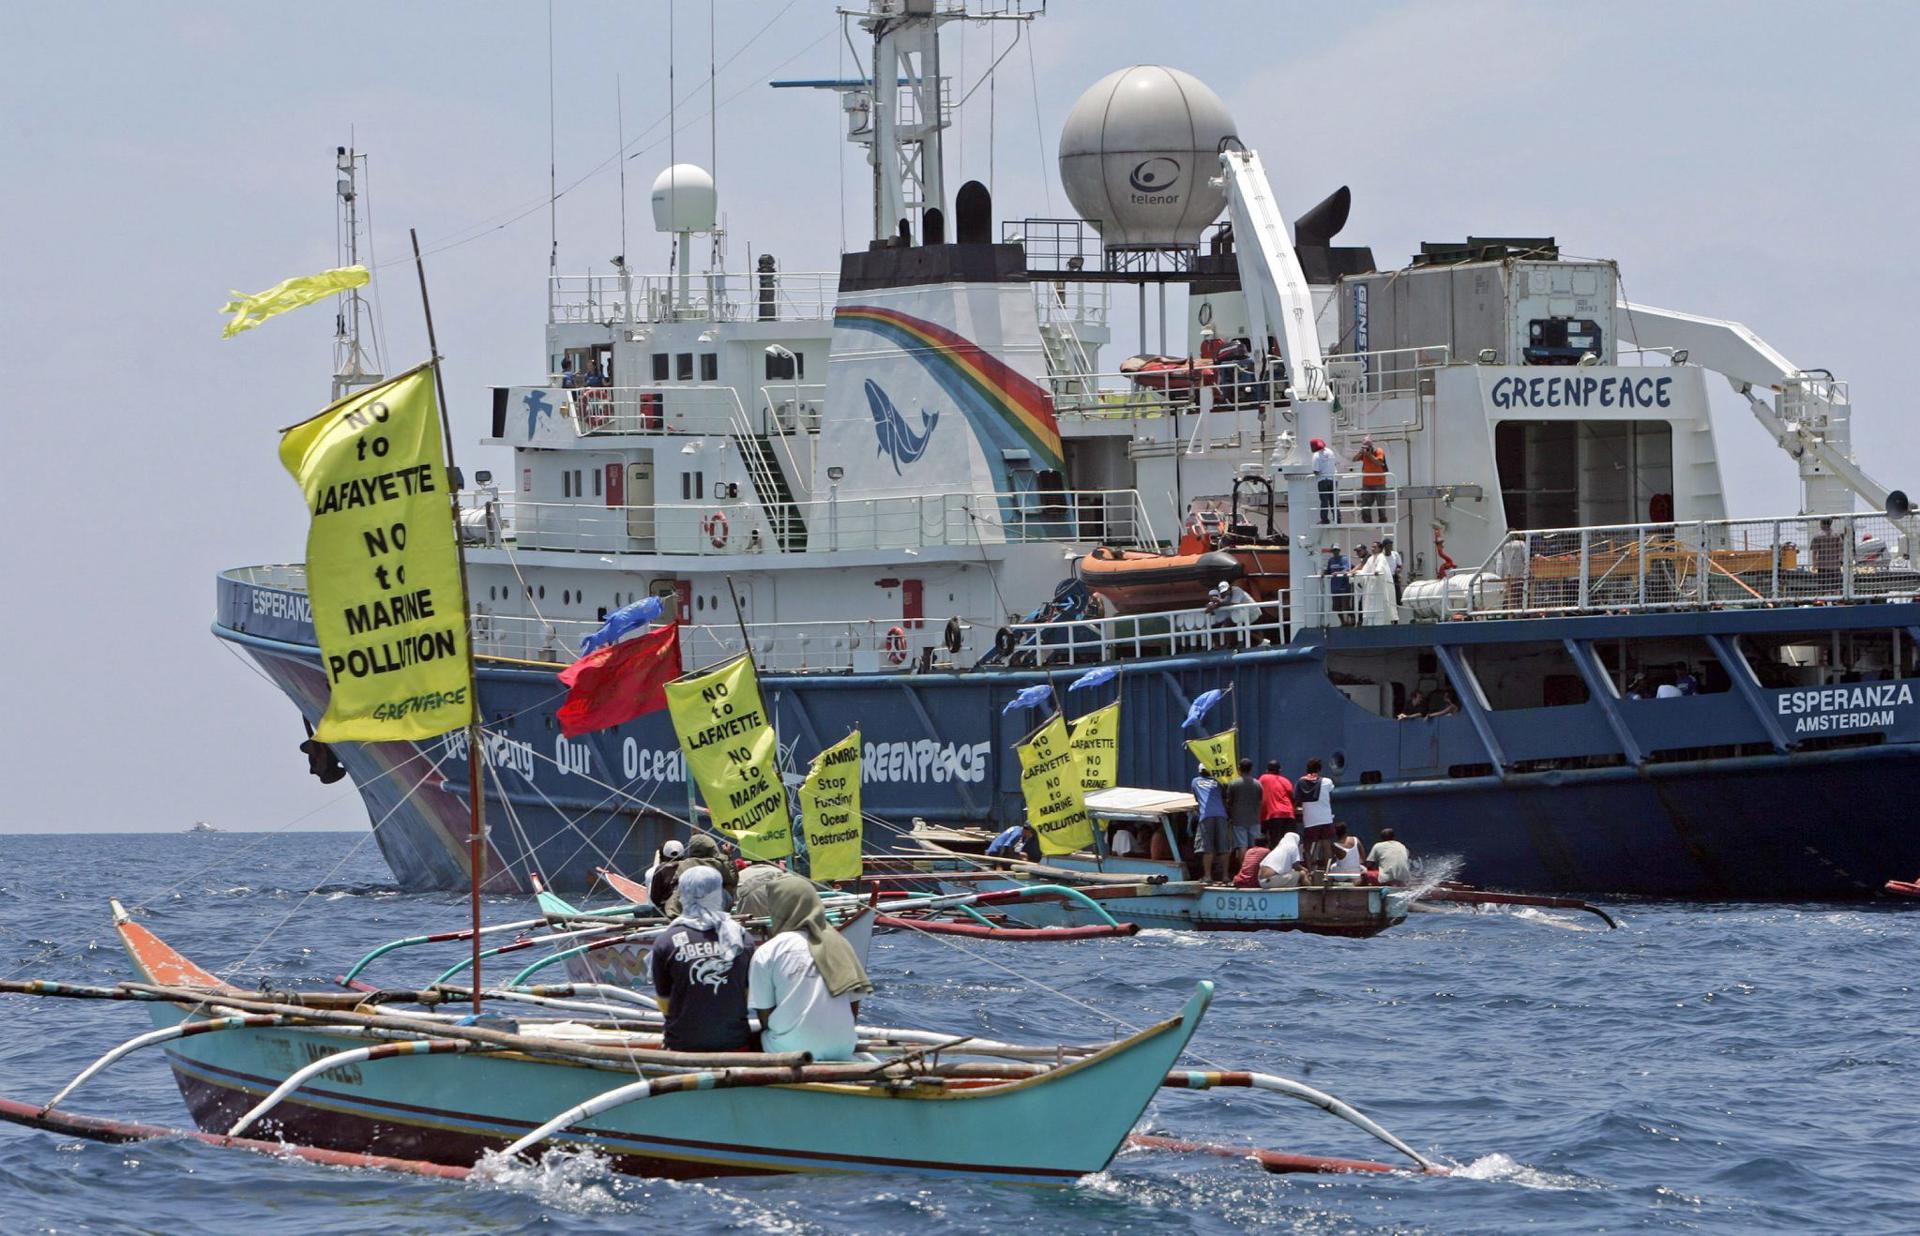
216 1 1920 897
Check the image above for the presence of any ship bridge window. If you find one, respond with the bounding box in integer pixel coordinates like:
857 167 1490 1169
1458 641 1589 709
1495 420 1673 530
653 352 669 381
700 353 718 382
765 349 804 380
1738 628 1903 689
1592 635 1727 697
676 352 694 381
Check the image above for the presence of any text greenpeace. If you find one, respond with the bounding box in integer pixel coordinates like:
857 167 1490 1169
862 739 992 784
1776 683 1912 734
1489 374 1673 411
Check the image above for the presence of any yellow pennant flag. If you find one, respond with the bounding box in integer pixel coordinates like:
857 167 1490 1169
1069 701 1121 797
224 265 370 338
1186 727 1238 780
799 731 864 882
280 365 473 743
1017 713 1094 856
664 655 794 860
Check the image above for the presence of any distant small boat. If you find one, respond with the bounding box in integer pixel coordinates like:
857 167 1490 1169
1885 878 1920 898
185 821 220 834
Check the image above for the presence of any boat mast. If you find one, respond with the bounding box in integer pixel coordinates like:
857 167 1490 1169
409 226 488 1016
331 145 385 402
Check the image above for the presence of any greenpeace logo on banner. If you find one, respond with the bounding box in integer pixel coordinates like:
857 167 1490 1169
863 739 992 784
251 588 312 623
1489 373 1675 410
1776 683 1913 734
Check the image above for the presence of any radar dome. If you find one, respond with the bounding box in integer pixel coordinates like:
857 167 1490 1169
1058 66 1235 251
650 164 716 233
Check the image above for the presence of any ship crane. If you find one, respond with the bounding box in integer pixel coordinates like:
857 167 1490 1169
1613 301 1898 514
1216 144 1340 633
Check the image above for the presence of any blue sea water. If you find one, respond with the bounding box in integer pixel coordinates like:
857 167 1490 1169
0 832 1915 1235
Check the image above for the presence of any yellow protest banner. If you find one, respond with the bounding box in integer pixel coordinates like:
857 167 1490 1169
1069 701 1120 797
664 655 793 860
279 364 473 742
1185 727 1238 779
799 731 863 881
225 265 370 338
1017 713 1094 856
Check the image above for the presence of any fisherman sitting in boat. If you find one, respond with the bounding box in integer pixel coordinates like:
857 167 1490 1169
661 834 739 917
650 865 756 1053
1259 821 1304 889
644 839 686 908
1328 826 1364 879
1366 828 1413 885
750 875 874 1062
1232 844 1270 888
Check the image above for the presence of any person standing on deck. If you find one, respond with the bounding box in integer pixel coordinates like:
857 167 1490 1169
1311 437 1338 523
1191 764 1232 884
1296 758 1336 872
750 875 874 1062
1225 758 1265 875
649 866 755 1052
1325 546 1353 627
1353 436 1389 523
1258 760 1295 847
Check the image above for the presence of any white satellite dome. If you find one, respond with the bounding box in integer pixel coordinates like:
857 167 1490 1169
1058 66 1236 250
650 163 716 233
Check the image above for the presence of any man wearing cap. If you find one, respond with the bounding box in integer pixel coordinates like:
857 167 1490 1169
1206 579 1259 647
646 838 687 910
1311 437 1338 523
1353 435 1388 523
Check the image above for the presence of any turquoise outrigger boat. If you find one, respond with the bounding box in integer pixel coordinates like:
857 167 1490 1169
0 902 1445 1184
911 788 1410 937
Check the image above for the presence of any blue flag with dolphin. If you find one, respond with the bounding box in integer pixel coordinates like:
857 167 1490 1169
580 594 665 654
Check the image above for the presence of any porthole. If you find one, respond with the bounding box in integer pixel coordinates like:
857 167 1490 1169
696 594 705 612
538 586 546 600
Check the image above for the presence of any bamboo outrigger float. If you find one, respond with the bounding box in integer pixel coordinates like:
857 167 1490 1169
0 903 1449 1184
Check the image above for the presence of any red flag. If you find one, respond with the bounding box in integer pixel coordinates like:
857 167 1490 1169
555 623 682 737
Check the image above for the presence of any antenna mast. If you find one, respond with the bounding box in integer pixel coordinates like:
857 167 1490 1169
332 145 385 401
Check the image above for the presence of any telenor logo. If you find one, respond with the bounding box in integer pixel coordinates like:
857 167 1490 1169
1128 157 1181 193
865 379 939 473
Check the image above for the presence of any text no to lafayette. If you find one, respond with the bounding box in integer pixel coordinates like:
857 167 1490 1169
311 464 437 517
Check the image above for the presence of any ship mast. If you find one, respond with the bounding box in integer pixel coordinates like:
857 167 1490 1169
332 145 386 401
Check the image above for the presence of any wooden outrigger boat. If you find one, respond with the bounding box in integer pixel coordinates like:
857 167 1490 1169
909 788 1408 937
0 903 1446 1184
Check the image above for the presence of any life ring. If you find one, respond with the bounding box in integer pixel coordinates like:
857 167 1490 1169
885 626 909 665
944 615 964 654
702 510 730 550
994 626 1017 657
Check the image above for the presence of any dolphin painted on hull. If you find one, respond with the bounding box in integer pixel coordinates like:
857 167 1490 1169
865 379 939 473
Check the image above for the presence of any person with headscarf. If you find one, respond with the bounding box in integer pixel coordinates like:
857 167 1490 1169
748 874 874 1061
648 865 755 1052
662 833 739 918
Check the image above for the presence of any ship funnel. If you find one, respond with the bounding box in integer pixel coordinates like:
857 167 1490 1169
1294 186 1352 248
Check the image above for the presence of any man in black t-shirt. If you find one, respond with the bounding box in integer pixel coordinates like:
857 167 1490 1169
649 865 755 1052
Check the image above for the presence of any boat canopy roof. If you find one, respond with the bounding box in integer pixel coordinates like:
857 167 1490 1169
1085 787 1198 821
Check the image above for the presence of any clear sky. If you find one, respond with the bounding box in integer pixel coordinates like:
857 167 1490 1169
3 1 1916 832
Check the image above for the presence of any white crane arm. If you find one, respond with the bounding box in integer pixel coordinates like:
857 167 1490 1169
1221 148 1328 401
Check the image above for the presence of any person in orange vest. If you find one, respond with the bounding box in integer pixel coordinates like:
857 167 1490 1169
1353 435 1389 523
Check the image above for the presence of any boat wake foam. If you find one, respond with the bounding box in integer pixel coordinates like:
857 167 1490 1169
468 1146 635 1214
1449 1152 1606 1192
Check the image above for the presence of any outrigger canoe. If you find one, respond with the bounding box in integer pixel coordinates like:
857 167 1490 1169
0 902 1445 1183
910 788 1408 937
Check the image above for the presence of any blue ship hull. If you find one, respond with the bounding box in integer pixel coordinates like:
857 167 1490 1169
216 573 1920 898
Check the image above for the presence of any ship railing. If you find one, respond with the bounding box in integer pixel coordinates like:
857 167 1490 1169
469 613 998 672
1326 345 1448 435
1440 511 1916 620
224 563 308 590
1001 598 1291 665
564 385 749 436
459 487 1157 555
1030 274 1111 332
547 271 838 325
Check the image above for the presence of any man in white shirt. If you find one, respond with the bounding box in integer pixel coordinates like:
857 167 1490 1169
1296 757 1336 871
1311 437 1338 524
